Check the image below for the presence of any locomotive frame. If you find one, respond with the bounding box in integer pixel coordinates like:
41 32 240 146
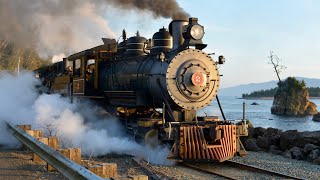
35 17 248 162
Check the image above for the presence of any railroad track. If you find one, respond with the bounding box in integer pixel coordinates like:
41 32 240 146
6 122 306 180
183 160 304 180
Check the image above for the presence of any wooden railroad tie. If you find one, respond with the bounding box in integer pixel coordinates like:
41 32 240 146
87 163 118 179
128 175 148 180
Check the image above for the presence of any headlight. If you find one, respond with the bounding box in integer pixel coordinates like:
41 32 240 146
190 25 204 40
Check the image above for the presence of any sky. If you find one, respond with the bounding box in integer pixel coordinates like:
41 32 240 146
102 0 320 88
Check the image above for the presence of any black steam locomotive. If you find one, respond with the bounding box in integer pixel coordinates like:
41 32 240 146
35 18 248 162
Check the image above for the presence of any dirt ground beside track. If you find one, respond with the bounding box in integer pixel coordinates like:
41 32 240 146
0 149 65 180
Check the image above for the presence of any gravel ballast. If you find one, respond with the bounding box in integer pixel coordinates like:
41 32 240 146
232 151 320 179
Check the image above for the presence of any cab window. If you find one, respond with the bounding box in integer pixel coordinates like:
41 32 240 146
74 59 81 77
86 59 95 83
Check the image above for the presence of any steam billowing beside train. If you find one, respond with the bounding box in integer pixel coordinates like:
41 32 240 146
35 18 248 162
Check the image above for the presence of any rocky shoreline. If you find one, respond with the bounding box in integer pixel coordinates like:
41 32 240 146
242 126 320 165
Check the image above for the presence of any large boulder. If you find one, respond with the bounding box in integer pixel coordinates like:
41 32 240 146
313 113 320 122
268 145 282 155
245 138 261 151
296 131 320 147
253 127 266 138
265 127 282 137
313 157 320 165
307 149 320 162
271 77 318 116
265 128 282 146
279 130 298 150
256 136 270 150
303 144 319 154
290 147 304 160
282 150 292 159
270 135 280 147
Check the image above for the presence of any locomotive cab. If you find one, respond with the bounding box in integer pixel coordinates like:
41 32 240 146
68 45 116 97
47 42 117 99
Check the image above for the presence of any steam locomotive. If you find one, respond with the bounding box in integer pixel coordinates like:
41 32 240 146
35 17 248 162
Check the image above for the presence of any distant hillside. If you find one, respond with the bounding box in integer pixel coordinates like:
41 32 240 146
242 87 320 98
219 77 320 97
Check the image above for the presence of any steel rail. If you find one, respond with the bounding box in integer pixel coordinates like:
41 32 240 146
226 160 303 180
183 163 237 180
6 122 105 180
184 160 303 180
132 157 172 180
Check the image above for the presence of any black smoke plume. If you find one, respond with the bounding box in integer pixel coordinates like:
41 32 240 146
109 0 190 20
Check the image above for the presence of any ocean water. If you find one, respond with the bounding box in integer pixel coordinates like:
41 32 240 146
198 96 320 132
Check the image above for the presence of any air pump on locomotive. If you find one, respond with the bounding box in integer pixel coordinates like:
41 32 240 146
35 17 248 162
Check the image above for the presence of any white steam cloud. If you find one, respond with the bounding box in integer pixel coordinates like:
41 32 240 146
0 71 39 146
0 0 116 58
52 53 66 63
34 2 116 58
0 71 173 165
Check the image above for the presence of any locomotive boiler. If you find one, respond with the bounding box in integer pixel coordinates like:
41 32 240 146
35 17 248 162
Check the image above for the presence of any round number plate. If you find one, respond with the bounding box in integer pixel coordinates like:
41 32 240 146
191 72 204 86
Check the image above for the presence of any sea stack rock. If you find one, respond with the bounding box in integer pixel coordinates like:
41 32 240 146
271 77 318 116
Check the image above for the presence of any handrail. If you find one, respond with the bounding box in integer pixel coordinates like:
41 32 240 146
6 122 105 180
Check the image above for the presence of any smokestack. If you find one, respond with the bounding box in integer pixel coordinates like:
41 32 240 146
169 20 188 50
